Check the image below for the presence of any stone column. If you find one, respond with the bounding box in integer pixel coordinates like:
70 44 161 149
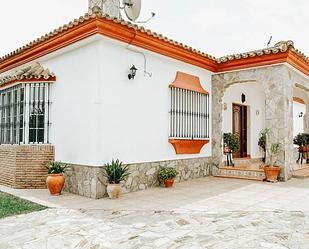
262 66 294 181
211 75 225 169
304 92 309 133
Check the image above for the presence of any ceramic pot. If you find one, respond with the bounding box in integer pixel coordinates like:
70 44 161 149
107 184 121 199
164 179 174 188
46 174 65 195
263 166 280 183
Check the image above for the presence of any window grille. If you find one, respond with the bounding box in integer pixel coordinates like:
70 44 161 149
170 87 209 140
0 83 51 144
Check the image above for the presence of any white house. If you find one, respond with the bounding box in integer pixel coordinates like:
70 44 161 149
0 0 309 198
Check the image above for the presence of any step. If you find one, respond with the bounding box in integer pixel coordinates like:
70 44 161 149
224 158 263 167
215 167 265 181
292 166 309 179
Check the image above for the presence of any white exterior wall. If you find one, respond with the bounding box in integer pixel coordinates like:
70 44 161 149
222 82 265 159
293 101 306 137
35 35 212 166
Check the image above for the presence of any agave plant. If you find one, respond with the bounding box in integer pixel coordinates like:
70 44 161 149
103 159 130 184
46 161 67 174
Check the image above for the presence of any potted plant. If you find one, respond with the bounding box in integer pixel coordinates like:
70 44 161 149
158 167 178 188
103 159 129 199
264 143 281 182
46 161 67 195
293 133 308 152
223 133 240 166
258 128 271 163
223 133 240 153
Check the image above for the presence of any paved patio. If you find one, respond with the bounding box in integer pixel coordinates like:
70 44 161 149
2 177 309 248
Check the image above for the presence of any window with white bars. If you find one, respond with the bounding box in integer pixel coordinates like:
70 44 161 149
169 87 209 140
0 83 51 144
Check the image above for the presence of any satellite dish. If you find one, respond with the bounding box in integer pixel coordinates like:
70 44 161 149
123 0 141 21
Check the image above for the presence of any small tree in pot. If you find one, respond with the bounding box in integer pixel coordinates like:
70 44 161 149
158 167 178 188
293 133 308 152
46 161 67 195
258 128 271 163
264 143 281 183
223 133 240 166
103 159 129 199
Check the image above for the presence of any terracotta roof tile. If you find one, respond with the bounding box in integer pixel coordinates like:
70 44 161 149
0 11 308 72
0 62 55 86
217 40 309 64
0 13 216 64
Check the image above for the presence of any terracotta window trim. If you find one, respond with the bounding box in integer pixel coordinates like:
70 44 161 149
169 139 209 154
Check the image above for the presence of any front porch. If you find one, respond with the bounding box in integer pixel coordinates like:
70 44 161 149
212 62 309 182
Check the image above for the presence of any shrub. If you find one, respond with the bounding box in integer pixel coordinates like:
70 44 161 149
46 161 67 174
223 133 240 152
258 128 271 152
293 133 309 147
103 159 129 184
158 167 178 180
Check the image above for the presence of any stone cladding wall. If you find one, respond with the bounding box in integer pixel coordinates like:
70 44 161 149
64 157 213 199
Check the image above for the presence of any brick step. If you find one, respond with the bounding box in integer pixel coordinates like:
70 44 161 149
215 167 265 181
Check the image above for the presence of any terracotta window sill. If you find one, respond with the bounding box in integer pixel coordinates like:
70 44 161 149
169 139 209 154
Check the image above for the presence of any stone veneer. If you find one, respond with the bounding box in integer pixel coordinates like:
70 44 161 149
212 64 309 181
0 145 54 188
64 157 213 199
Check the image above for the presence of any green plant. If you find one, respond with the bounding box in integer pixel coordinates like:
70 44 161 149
158 167 178 180
258 128 271 162
103 159 129 184
258 128 271 152
223 133 240 152
293 133 309 147
267 143 281 167
46 161 67 174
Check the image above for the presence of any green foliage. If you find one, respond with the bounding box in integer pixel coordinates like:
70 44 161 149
223 133 240 152
46 161 67 174
293 133 309 146
0 192 46 219
103 159 130 184
258 128 271 151
158 167 178 180
267 143 281 167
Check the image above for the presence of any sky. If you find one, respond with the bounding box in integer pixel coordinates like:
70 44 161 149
0 0 308 58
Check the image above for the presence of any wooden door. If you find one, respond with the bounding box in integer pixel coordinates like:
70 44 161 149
232 104 247 158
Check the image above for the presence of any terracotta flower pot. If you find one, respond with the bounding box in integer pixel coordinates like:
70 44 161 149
106 184 121 199
46 174 65 195
263 166 280 183
224 146 231 154
164 179 174 188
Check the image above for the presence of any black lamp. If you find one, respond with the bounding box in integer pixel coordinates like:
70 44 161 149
241 93 246 103
128 65 137 80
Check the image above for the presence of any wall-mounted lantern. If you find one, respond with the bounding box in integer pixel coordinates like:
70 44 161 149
241 93 246 103
128 65 137 80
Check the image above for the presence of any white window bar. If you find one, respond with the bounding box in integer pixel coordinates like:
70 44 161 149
170 87 209 140
0 83 51 144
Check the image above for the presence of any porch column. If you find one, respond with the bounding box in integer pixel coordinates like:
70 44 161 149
262 66 294 181
304 92 309 133
211 75 225 168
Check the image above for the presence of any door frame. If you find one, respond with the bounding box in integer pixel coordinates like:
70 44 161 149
232 103 248 158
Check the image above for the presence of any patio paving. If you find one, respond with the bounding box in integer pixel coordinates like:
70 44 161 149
2 177 309 248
